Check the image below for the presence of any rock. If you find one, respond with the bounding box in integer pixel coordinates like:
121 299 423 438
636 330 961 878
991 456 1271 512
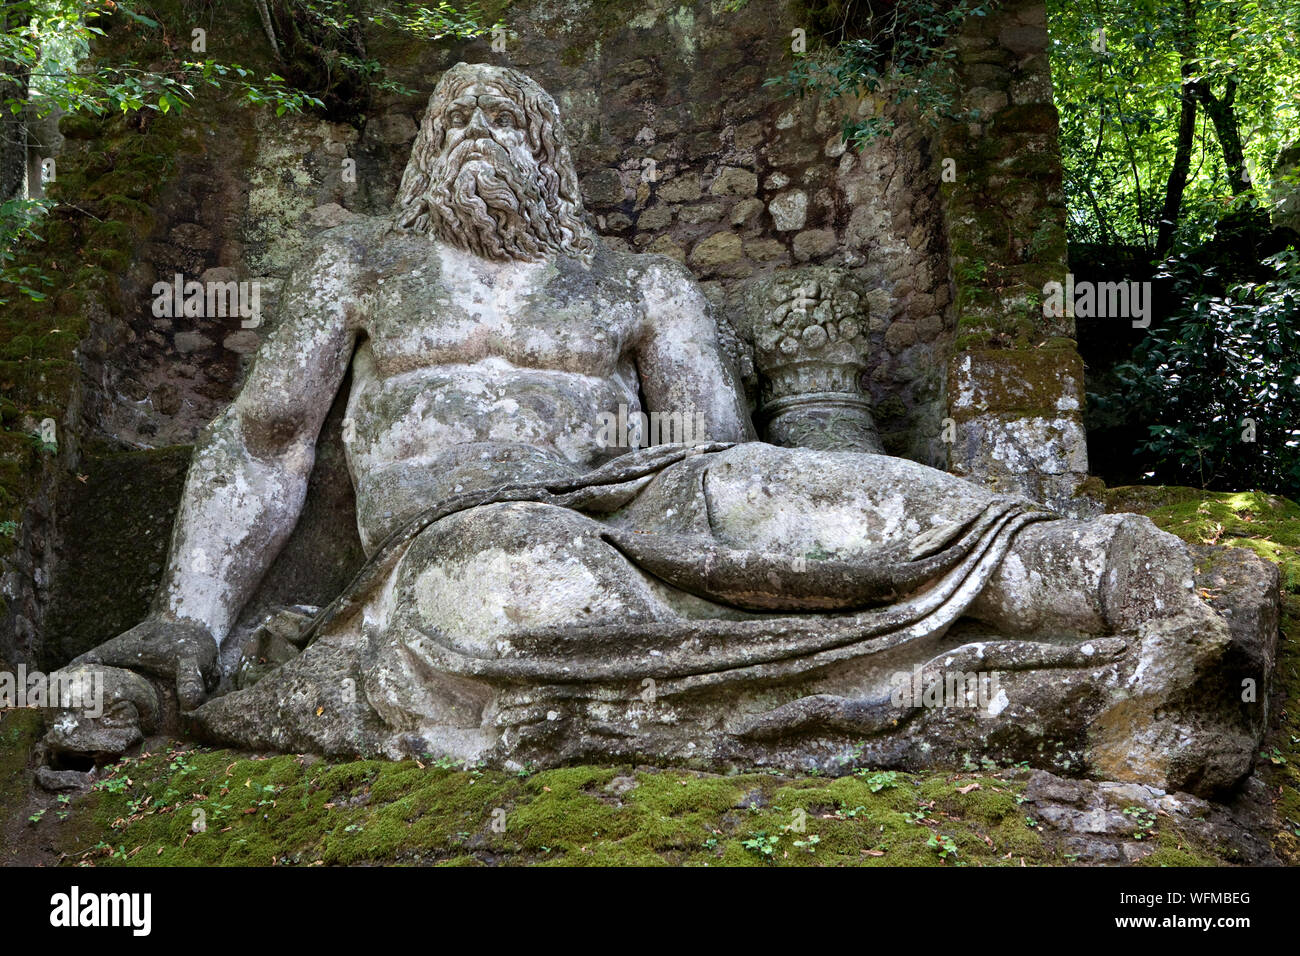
637 204 674 231
35 766 95 793
730 198 764 226
769 190 808 231
604 775 639 795
791 228 836 261
709 166 758 196
646 234 686 262
581 169 625 206
689 231 744 270
733 120 765 149
1000 24 1048 56
657 173 702 202
678 203 726 224
305 203 359 230
41 664 162 767
884 321 918 349
174 331 213 353
745 238 787 262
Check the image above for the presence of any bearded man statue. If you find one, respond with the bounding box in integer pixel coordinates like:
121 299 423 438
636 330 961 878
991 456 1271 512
45 63 1275 796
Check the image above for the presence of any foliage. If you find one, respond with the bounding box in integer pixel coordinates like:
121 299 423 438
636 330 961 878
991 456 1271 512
0 1 488 301
1109 250 1300 497
1048 0 1300 255
2 2 321 120
765 0 998 149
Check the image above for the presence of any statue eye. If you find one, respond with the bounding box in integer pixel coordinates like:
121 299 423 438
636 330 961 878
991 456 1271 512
448 111 467 128
494 112 516 129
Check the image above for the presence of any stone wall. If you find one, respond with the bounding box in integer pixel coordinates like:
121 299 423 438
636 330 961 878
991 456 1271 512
936 0 1091 514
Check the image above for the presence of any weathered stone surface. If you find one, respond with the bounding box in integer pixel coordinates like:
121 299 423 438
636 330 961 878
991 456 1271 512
792 228 837 261
657 173 701 202
34 61 1279 806
1021 769 1278 865
948 349 1092 514
689 230 744 269
709 166 758 196
769 190 808 231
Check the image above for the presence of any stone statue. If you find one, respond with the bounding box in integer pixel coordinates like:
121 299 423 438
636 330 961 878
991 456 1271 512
45 63 1275 796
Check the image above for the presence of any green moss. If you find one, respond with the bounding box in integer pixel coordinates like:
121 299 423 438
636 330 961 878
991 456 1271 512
0 709 44 832
1104 486 1300 592
45 751 1064 867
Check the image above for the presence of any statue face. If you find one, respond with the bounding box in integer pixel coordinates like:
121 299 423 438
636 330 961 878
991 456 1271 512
439 84 529 159
394 63 595 265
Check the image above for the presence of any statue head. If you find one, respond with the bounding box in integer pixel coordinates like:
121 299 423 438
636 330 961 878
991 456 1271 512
395 62 595 265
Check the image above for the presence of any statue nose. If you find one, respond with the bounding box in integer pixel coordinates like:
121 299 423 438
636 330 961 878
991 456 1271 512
463 109 492 138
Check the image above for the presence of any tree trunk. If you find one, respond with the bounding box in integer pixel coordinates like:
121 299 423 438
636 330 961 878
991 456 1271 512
1155 1 1199 256
0 6 31 203
1192 77 1252 196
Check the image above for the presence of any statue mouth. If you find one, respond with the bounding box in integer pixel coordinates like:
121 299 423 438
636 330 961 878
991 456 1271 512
442 136 514 172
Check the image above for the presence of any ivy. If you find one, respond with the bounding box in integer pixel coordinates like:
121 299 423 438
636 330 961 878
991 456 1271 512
765 0 998 149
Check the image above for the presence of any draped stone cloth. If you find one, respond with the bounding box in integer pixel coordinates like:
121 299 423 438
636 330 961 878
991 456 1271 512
294 442 1050 698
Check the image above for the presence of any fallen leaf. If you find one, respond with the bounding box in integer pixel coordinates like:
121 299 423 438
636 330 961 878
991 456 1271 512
957 783 981 794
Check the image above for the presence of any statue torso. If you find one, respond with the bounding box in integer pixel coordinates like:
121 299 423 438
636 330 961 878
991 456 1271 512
344 236 648 550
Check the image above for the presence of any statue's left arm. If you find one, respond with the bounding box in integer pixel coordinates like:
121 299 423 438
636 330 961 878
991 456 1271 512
632 258 756 444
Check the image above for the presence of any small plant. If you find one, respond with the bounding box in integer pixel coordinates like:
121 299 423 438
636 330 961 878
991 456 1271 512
1122 806 1158 840
28 808 45 824
857 770 900 793
741 831 781 858
92 775 130 795
167 750 195 774
791 834 821 854
926 833 959 858
1261 747 1288 766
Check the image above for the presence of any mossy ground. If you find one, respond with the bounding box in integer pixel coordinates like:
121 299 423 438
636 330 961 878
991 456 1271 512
37 748 1061 867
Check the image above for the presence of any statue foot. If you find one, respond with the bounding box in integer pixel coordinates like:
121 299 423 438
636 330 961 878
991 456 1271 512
37 664 160 770
38 619 218 770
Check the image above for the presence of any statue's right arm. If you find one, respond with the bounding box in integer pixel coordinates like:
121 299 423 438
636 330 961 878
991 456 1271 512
149 233 363 648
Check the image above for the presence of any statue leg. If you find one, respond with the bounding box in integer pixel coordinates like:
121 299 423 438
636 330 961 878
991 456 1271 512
966 512 1209 637
662 443 1209 638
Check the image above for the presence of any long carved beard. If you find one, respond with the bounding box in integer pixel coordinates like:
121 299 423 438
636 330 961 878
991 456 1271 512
422 137 569 262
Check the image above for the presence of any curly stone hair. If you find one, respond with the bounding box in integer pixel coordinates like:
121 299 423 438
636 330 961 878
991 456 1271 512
394 62 594 264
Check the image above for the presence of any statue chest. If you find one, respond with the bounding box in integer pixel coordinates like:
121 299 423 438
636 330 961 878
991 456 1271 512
361 277 641 377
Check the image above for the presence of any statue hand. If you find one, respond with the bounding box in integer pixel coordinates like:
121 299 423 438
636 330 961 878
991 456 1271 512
71 618 218 711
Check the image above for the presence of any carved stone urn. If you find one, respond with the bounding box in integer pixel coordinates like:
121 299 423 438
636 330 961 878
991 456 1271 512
743 266 883 453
